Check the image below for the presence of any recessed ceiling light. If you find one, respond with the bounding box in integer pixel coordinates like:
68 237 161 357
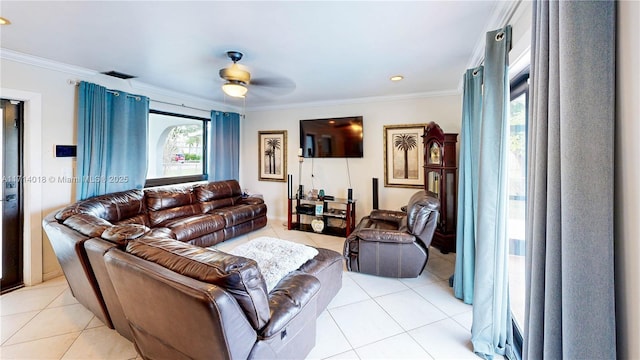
390 75 404 82
0 17 11 25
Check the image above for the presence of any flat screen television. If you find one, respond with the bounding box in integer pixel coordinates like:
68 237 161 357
299 116 364 158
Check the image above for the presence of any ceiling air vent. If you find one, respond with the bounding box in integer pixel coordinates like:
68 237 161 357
101 71 136 80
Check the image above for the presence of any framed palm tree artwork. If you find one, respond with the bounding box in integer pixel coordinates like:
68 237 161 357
258 130 287 182
383 124 426 188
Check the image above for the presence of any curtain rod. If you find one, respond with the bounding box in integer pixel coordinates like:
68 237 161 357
150 99 211 113
68 79 211 111
68 79 144 101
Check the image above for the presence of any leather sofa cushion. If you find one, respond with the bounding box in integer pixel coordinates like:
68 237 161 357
161 214 226 242
145 187 200 227
116 214 151 228
148 204 200 227
194 180 242 202
213 204 267 227
55 189 146 223
145 187 197 211
126 237 271 330
146 227 177 239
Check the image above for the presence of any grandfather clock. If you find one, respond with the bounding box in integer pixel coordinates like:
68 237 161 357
423 122 457 253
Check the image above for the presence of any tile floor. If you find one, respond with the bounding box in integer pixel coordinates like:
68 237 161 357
1 221 483 359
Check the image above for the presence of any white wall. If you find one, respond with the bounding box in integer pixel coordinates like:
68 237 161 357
615 1 640 358
240 95 462 225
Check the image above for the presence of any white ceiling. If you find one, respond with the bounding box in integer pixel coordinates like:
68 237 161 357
0 1 505 110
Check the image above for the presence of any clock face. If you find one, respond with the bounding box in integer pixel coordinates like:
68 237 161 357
428 142 441 165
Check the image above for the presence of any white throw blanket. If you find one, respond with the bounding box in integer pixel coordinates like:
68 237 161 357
230 236 319 292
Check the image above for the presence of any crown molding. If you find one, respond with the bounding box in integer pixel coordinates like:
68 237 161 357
0 48 98 76
247 89 461 112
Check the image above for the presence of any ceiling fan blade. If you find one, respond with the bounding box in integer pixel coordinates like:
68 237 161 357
251 77 295 88
250 77 296 96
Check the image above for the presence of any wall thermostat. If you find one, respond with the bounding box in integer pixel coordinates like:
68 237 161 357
55 145 77 157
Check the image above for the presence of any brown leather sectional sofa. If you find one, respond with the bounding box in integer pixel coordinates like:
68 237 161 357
42 179 344 359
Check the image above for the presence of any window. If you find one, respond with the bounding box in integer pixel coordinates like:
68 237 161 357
146 110 208 187
508 69 529 342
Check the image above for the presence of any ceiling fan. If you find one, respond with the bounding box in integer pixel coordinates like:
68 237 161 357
218 51 295 99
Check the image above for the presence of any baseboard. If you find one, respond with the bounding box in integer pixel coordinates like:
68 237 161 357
43 269 64 282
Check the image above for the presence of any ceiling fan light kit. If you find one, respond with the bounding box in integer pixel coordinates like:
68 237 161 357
222 81 248 98
218 50 293 99
219 51 251 98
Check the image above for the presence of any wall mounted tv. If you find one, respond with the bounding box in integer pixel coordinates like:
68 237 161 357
300 116 364 158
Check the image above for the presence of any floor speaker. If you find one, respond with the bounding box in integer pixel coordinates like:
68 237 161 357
372 178 379 209
347 188 353 203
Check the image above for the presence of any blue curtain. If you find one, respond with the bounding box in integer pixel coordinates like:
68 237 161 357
453 66 483 305
468 26 517 360
77 81 149 200
525 1 616 358
209 111 240 181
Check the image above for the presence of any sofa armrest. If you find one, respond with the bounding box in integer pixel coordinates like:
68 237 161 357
101 224 150 247
62 213 112 237
369 210 406 224
356 228 417 244
260 272 320 339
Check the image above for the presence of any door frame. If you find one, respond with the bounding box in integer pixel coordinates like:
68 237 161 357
0 88 43 285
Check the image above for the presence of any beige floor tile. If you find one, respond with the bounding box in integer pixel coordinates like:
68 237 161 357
4 304 94 345
424 255 455 281
323 350 360 359
451 310 473 332
0 332 80 359
329 299 404 348
86 316 107 329
412 281 472 317
327 276 370 309
0 285 67 316
408 319 477 360
47 288 79 309
374 289 448 331
399 268 442 288
348 272 409 298
306 311 351 359
61 326 136 359
32 276 68 288
355 333 434 360
213 235 251 252
1 310 39 344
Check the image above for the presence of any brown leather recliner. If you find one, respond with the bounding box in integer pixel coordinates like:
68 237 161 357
343 190 440 278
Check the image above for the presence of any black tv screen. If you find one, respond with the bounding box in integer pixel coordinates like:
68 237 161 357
300 116 364 158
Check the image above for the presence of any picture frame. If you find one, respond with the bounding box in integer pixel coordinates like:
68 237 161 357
383 124 427 188
258 130 287 182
